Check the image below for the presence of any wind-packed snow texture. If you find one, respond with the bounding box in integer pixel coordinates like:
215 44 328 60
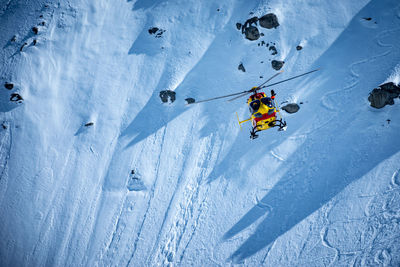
1 0 400 266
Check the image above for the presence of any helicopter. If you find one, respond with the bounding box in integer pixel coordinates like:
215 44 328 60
237 87 287 139
187 68 319 139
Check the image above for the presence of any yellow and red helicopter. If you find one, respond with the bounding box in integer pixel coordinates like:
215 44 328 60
187 69 319 139
236 87 287 139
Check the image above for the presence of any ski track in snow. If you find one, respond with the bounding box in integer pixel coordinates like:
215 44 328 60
146 136 194 263
0 123 12 207
153 136 217 266
318 167 400 266
125 127 169 266
1 0 400 266
321 27 400 112
316 9 400 266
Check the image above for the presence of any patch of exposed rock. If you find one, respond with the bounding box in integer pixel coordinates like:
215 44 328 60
282 103 300 113
259 13 279 29
245 26 260 41
159 90 176 103
271 60 284 70
238 63 246 72
185 98 195 104
368 82 400 108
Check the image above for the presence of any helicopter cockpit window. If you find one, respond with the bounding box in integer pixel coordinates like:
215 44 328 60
261 97 274 108
249 99 261 113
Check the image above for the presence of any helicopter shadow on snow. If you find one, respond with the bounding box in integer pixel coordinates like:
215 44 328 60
222 0 400 262
223 115 400 262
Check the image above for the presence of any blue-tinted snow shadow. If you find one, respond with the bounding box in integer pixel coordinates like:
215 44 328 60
223 0 400 262
127 0 162 11
0 91 20 112
123 1 252 146
127 0 168 55
205 122 282 184
128 27 164 56
121 91 187 147
225 126 400 262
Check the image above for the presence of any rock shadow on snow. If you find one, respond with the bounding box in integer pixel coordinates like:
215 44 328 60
0 84 22 112
128 26 165 56
127 170 146 191
127 0 165 11
121 90 186 147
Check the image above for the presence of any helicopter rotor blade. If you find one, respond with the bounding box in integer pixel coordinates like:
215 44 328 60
186 90 249 105
261 68 320 88
187 69 319 105
227 91 251 102
257 70 284 88
227 71 284 102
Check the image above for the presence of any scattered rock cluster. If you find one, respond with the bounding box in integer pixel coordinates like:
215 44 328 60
14 9 49 52
236 13 287 72
3 82 23 104
368 82 400 109
257 41 278 55
238 13 279 41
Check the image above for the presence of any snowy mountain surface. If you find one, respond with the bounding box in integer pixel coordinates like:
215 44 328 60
1 0 400 266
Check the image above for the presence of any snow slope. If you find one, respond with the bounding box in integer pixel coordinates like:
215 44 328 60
1 0 400 266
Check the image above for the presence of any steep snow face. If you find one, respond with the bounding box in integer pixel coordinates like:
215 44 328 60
1 0 400 266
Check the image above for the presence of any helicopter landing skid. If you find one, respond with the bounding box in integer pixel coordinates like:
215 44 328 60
250 119 287 139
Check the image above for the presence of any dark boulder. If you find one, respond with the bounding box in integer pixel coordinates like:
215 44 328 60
244 26 260 41
380 82 400 94
236 23 242 30
10 93 23 103
20 42 28 52
282 103 300 113
185 98 195 104
368 82 400 109
242 17 259 34
259 13 279 29
271 60 284 70
296 45 303 50
159 90 176 103
4 83 13 90
238 63 246 72
148 27 159 34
